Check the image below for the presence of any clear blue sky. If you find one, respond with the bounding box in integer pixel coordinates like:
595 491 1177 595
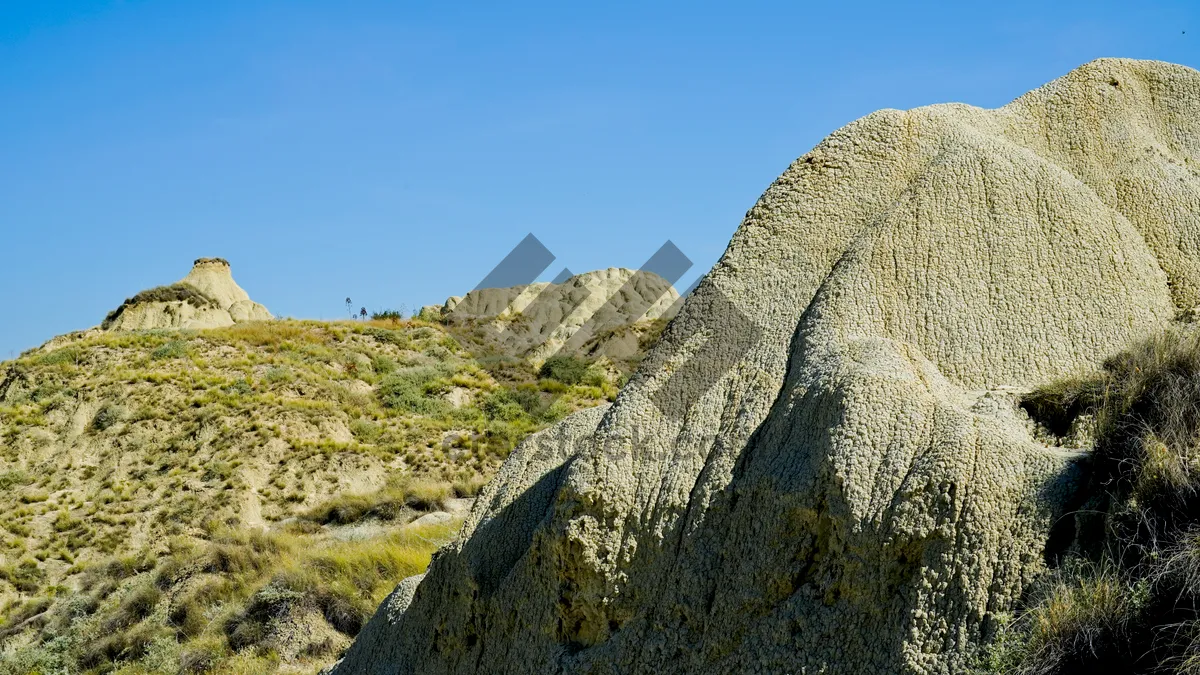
1 1 1196 358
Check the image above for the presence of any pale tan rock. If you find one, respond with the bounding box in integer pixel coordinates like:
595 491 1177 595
228 299 272 322
441 268 680 360
104 301 234 330
443 387 471 408
180 257 252 308
333 58 1200 674
102 258 272 331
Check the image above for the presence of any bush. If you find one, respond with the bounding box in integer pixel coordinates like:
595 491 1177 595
91 403 124 431
361 326 411 348
0 559 43 593
302 479 450 526
225 378 252 396
107 582 161 630
371 309 405 322
1002 328 1200 672
168 577 232 638
0 471 31 490
264 366 293 383
452 475 488 498
178 641 221 673
151 340 189 360
36 347 80 366
372 354 398 376
349 419 383 444
377 367 450 415
538 355 589 385
481 389 527 422
997 565 1142 673
303 493 381 526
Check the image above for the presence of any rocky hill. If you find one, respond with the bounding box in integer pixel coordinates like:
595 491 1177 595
329 58 1200 674
0 268 649 671
424 267 680 366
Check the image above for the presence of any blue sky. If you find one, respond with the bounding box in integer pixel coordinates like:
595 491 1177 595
1 1 1196 358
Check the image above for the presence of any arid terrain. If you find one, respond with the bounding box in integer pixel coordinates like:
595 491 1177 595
0 263 670 673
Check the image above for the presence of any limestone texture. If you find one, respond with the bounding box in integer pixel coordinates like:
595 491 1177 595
102 257 272 330
435 268 680 361
331 58 1200 674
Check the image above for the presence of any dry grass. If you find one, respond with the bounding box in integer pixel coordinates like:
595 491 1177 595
302 478 451 526
0 317 630 672
0 518 457 674
996 328 1200 673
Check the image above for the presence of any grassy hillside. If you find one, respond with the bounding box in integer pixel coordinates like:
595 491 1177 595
0 318 627 673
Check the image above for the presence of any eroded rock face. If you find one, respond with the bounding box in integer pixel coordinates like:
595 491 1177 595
433 268 680 360
102 258 272 330
333 58 1200 673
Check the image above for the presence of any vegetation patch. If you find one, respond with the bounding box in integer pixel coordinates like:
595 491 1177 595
994 328 1200 673
0 517 456 674
101 284 218 329
0 315 646 672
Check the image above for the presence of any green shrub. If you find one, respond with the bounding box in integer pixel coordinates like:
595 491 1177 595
91 403 124 431
302 479 449 526
538 355 589 384
225 377 253 395
994 565 1142 673
151 340 189 360
0 596 52 636
371 309 405 322
372 355 398 375
36 347 80 366
178 640 222 673
452 475 488 498
0 559 43 593
350 419 383 443
377 367 450 415
582 364 609 387
481 389 527 422
402 479 451 512
107 582 161 630
424 344 452 360
0 470 31 490
303 493 380 526
264 366 294 383
361 326 411 348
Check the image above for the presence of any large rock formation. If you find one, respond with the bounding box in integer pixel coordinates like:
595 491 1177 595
424 268 680 361
101 257 271 330
332 58 1200 673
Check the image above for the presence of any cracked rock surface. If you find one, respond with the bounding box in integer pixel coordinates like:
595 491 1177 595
332 58 1200 674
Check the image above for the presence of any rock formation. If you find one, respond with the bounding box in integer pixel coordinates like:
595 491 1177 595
424 267 680 362
331 58 1200 673
101 257 271 330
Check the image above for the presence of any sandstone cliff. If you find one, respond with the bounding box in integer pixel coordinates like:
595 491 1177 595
331 58 1200 674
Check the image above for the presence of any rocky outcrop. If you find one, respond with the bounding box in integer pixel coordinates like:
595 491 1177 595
429 268 680 361
332 58 1200 673
102 258 271 330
